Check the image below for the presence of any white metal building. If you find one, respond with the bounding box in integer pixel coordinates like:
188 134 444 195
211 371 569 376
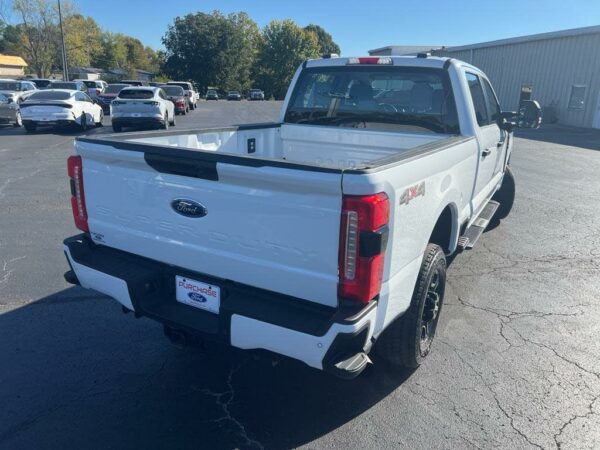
369 26 600 129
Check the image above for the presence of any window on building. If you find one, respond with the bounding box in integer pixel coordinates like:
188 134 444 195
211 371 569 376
568 85 586 110
466 72 489 126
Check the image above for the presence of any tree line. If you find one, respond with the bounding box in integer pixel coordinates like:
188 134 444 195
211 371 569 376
0 2 341 98
0 0 160 79
161 11 340 98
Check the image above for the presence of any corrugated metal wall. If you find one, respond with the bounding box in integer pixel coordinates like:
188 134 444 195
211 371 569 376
435 32 600 128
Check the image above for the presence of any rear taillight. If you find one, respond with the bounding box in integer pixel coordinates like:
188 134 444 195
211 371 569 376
347 57 393 65
67 156 89 233
339 193 390 303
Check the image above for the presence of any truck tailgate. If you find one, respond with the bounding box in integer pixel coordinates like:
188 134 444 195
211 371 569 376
77 141 343 307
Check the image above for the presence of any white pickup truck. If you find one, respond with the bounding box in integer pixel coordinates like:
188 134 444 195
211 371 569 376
63 55 541 378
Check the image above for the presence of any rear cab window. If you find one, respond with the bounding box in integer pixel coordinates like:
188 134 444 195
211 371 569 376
285 66 459 134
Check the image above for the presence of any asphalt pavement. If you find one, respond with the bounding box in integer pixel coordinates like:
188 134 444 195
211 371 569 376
0 101 599 449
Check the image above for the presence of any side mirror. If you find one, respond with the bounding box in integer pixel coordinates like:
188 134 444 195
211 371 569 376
499 100 542 131
517 100 542 129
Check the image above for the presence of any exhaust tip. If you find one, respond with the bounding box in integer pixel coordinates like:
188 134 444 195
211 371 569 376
64 270 80 286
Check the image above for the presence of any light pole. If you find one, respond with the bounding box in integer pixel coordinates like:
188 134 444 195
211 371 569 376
58 0 68 80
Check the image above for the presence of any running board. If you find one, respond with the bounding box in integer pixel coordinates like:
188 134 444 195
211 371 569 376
457 200 500 250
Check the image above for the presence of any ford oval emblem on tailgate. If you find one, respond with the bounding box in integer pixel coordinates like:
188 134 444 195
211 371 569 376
171 199 207 218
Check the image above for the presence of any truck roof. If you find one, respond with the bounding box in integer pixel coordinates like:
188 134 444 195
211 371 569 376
304 55 451 69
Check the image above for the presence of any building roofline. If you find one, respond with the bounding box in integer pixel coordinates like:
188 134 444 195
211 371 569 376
444 25 600 52
368 44 441 53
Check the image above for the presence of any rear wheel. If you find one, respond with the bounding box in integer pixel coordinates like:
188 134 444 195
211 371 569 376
14 111 22 127
170 113 176 126
492 166 516 220
376 243 447 368
162 113 169 130
24 122 36 133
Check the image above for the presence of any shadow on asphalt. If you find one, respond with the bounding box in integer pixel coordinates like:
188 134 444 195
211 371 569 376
515 125 600 151
0 287 413 449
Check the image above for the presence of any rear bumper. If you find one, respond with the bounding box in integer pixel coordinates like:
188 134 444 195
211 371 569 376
111 116 164 127
63 234 377 377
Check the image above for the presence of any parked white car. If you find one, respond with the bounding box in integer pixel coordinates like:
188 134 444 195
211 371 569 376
111 86 175 132
0 78 37 99
63 55 541 378
76 79 108 98
20 89 103 132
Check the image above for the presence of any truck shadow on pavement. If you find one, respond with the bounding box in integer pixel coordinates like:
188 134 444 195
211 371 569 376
0 287 413 450
515 125 600 151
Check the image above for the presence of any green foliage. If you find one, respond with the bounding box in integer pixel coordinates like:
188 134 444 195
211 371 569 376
254 20 321 99
162 10 259 92
304 24 341 56
4 0 161 78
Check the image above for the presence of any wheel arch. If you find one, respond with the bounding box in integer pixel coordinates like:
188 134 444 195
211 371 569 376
429 202 460 255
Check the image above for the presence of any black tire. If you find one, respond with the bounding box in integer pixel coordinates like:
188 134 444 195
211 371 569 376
162 113 169 130
376 243 447 368
79 114 87 131
170 113 176 126
14 111 23 127
492 165 515 220
24 122 36 133
112 123 122 132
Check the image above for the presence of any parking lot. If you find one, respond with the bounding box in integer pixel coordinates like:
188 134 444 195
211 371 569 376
0 100 599 449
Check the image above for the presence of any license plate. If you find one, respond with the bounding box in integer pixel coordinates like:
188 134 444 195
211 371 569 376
175 275 220 314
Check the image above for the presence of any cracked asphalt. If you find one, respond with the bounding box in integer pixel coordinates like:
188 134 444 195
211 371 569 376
0 102 599 449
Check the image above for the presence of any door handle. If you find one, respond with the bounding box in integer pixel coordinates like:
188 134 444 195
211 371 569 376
482 147 492 157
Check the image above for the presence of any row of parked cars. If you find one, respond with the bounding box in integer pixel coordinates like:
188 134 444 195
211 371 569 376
205 88 265 101
0 78 203 132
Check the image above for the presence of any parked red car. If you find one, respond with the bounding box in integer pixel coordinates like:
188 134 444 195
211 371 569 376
96 83 129 114
160 85 189 115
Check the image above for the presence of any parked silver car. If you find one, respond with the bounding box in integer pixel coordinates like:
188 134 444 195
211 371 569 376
0 79 38 127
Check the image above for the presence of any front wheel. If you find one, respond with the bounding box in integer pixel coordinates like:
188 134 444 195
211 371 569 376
95 110 104 127
492 166 515 220
79 114 88 131
376 243 447 368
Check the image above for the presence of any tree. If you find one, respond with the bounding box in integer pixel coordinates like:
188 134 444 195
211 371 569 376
255 20 320 99
63 14 101 68
162 11 259 92
10 0 67 76
304 24 340 56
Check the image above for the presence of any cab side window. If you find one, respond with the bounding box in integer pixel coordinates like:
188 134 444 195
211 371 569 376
466 72 489 127
481 78 500 123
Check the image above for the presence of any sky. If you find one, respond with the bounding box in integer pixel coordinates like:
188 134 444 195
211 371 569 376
74 0 600 55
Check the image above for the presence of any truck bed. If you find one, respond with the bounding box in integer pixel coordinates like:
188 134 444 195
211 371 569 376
79 122 461 172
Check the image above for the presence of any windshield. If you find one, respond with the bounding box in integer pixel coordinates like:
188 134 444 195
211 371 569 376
31 79 52 88
118 89 154 99
104 84 127 94
285 66 459 134
229 91 239 95
27 91 72 101
168 82 191 90
162 86 184 96
0 81 20 91
50 82 77 89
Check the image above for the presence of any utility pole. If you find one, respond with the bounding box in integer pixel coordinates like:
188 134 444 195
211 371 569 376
58 0 68 80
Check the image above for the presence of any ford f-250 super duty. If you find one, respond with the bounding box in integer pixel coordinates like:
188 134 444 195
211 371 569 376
63 55 541 378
